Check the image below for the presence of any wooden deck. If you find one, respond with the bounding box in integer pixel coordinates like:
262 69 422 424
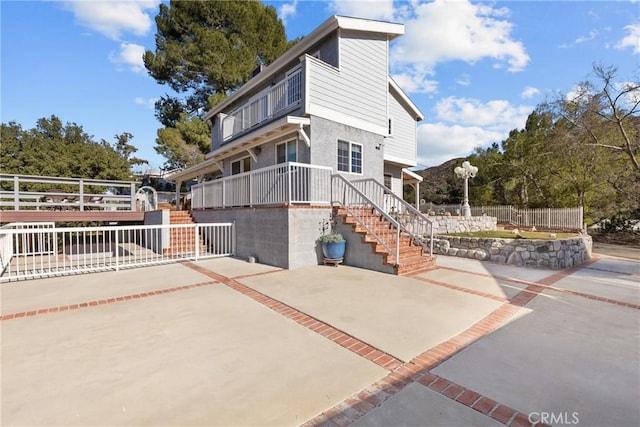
0 210 144 223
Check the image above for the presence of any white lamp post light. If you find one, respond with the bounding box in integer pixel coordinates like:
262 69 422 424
454 161 478 217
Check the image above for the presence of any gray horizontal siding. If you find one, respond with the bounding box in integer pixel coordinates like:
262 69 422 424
308 31 388 130
385 91 417 166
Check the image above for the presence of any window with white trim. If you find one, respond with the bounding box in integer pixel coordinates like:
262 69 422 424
231 157 251 175
276 140 297 164
337 140 363 174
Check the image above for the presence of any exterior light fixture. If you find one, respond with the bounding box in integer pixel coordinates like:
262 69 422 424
454 160 478 217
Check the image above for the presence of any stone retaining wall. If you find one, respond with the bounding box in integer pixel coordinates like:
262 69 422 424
428 215 497 234
425 234 592 270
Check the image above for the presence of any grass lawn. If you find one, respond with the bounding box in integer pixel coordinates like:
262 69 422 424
442 231 578 240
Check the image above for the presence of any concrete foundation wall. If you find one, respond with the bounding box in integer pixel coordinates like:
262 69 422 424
191 207 332 269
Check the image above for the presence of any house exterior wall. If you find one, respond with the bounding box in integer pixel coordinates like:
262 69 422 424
309 116 384 183
383 163 404 197
385 90 418 167
219 130 310 176
306 31 388 135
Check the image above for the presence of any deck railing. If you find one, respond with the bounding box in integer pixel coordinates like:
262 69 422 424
221 68 302 142
0 174 137 211
331 175 402 264
191 162 332 209
0 222 235 282
354 179 434 256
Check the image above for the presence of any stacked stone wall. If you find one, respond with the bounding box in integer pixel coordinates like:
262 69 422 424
428 215 497 234
427 234 592 270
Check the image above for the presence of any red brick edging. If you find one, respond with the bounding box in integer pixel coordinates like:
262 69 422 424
0 280 218 321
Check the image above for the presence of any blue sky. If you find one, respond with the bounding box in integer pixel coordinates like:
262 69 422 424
1 1 638 171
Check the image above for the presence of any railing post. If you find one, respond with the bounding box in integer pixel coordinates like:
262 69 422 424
115 229 120 272
222 180 226 207
287 163 292 204
232 221 237 256
249 173 253 207
130 183 136 211
13 176 19 211
79 179 84 211
194 224 199 261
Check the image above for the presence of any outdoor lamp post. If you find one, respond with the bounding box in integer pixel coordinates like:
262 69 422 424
454 160 478 217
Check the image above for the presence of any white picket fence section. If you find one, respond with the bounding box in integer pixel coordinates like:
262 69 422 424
468 206 584 230
191 162 332 209
0 222 235 282
422 203 583 230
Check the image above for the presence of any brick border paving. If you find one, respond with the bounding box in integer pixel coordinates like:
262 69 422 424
299 261 614 427
183 262 403 371
2 257 633 426
0 280 219 321
437 259 639 310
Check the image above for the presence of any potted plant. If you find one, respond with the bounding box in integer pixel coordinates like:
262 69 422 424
318 218 346 260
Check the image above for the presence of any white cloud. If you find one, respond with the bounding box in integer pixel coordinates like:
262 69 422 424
521 86 540 99
329 0 395 21
391 69 439 94
110 43 146 73
134 97 158 109
391 0 530 90
417 123 503 167
434 97 532 130
615 23 640 54
64 0 159 40
279 0 298 25
575 30 598 44
416 96 533 167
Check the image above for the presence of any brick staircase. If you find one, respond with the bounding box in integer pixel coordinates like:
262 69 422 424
163 211 206 257
334 207 436 275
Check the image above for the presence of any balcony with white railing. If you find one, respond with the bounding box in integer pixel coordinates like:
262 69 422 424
220 67 303 143
191 162 332 209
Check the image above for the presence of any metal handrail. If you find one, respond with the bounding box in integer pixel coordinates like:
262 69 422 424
331 175 401 264
353 178 434 256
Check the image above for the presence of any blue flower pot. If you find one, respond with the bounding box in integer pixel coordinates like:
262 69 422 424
322 241 346 259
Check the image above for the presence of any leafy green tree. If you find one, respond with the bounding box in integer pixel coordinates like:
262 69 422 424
1 116 137 184
144 0 294 168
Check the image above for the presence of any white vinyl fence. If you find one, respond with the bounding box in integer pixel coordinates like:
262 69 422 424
421 203 583 230
0 222 235 282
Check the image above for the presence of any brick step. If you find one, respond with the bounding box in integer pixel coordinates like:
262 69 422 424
394 255 437 275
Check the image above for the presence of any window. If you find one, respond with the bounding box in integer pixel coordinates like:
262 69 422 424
231 157 251 175
388 117 393 136
384 173 392 190
337 140 363 174
276 140 297 164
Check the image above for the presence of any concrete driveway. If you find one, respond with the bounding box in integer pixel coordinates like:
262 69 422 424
1 252 638 426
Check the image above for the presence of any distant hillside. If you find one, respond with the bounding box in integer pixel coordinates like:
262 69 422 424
414 158 463 205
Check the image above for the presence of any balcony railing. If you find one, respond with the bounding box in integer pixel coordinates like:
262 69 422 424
221 68 303 142
191 162 332 209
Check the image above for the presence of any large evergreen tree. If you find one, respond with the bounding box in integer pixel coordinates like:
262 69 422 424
144 0 293 169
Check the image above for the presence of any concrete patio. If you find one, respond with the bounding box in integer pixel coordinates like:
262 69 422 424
1 251 638 426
